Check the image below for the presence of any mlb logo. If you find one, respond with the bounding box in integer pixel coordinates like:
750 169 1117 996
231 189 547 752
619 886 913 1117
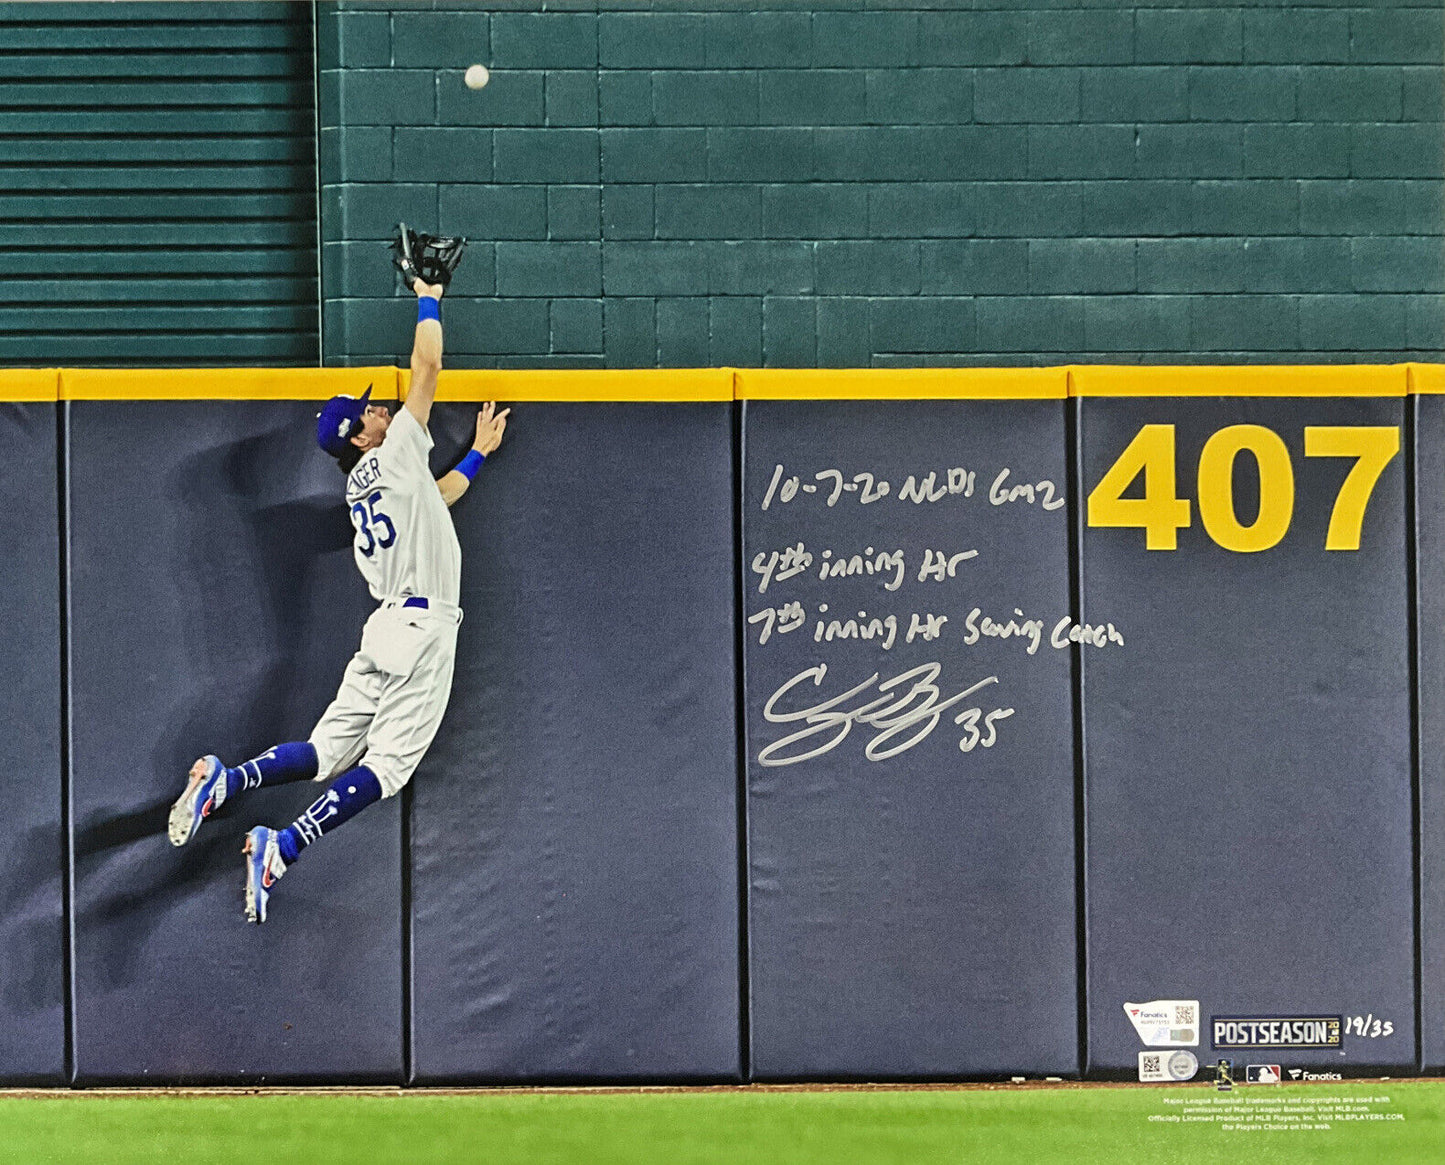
1247 1064 1282 1084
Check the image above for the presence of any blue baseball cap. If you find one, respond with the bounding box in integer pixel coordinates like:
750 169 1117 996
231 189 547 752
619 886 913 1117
316 385 372 457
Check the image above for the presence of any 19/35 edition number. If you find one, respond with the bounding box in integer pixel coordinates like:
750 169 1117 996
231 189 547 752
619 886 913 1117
1087 424 1399 552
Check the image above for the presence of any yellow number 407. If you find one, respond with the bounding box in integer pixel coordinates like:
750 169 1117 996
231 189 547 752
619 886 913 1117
1087 424 1399 552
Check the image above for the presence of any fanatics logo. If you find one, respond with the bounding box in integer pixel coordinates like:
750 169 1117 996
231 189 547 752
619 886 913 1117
1124 1000 1199 1047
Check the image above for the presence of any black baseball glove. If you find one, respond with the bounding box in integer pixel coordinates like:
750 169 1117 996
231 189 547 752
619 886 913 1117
391 223 467 288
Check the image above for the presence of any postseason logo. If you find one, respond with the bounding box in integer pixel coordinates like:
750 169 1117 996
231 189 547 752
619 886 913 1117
1212 1016 1343 1050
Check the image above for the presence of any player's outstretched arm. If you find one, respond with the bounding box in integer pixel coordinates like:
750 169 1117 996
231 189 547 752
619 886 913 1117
439 401 509 507
404 278 445 429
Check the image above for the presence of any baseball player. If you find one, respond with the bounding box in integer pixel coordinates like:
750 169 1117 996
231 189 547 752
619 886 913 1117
168 267 508 924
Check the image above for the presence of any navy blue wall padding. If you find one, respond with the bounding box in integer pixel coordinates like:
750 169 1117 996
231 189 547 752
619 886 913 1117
408 403 740 1083
67 401 401 1084
1081 397 1415 1075
1416 395 1445 1073
0 402 65 1084
743 400 1078 1079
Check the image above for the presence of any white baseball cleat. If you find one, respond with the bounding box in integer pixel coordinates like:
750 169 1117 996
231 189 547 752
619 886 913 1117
168 755 226 847
243 826 287 924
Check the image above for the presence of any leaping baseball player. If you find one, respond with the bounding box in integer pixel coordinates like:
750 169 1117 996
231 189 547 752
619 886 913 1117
168 228 508 923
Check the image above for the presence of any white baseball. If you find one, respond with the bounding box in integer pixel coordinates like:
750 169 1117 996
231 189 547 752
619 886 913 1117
464 64 490 90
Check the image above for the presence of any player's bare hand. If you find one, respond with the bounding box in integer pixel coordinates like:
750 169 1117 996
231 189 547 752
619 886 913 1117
414 278 445 300
474 401 509 456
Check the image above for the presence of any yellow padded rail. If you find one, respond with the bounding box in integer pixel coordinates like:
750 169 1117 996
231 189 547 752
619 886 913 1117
734 367 1067 399
399 367 733 402
58 367 398 401
1 365 1440 401
0 369 59 402
1409 363 1445 395
1068 364 1408 397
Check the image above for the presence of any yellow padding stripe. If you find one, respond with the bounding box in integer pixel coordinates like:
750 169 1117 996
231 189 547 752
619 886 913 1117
399 368 733 402
58 367 399 401
0 369 59 402
735 367 1066 400
5 364 1440 401
1409 363 1445 395
1069 364 1408 397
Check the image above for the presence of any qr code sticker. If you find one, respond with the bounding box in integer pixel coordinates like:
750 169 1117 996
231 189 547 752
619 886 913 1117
1143 1055 1161 1074
1176 1004 1196 1025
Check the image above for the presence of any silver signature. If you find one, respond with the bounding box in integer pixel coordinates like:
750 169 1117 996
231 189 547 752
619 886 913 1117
758 662 1015 767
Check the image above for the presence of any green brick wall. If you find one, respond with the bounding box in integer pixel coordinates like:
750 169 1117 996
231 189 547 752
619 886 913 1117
318 1 1445 368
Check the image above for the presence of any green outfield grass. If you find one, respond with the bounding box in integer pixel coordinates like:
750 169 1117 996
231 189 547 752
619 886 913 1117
2 1081 1442 1164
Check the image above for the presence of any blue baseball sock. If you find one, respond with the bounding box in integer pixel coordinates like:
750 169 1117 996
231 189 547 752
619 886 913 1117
223 742 318 800
276 765 383 864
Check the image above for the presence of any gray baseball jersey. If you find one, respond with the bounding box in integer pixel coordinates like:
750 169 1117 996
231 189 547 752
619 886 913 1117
343 406 462 606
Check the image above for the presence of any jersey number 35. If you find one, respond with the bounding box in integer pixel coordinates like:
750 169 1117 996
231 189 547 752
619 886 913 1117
351 490 396 558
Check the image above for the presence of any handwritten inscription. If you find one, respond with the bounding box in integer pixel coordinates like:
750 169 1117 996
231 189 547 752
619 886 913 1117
758 662 1015 766
751 542 977 594
749 602 1123 653
750 453 1118 766
989 468 1065 510
749 604 949 649
963 608 1125 654
761 463 1064 512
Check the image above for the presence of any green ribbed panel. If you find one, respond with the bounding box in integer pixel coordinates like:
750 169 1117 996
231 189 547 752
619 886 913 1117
0 2 317 365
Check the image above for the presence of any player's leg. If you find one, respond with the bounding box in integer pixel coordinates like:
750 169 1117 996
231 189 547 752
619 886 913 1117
243 646 389 923
255 760 385 863
282 629 457 861
171 649 377 849
306 646 384 789
242 762 383 924
168 744 319 847
246 622 458 921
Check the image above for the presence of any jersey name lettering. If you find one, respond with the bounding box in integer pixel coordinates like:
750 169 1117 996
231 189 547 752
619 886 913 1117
348 456 382 494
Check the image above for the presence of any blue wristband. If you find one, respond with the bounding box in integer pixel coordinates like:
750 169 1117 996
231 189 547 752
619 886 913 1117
417 295 440 323
457 450 484 480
